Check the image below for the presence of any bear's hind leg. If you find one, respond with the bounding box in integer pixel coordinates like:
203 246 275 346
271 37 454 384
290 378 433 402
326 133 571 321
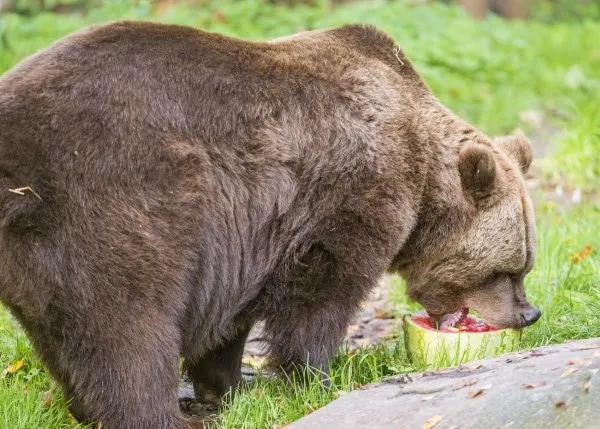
49 316 189 429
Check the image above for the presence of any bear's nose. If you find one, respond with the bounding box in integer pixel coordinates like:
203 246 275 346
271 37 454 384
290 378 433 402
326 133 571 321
520 308 541 327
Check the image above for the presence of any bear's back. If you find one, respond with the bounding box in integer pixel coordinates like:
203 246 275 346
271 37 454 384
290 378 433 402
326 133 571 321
0 22 429 242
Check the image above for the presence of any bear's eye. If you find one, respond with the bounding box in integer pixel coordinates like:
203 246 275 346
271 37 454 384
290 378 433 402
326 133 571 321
487 272 514 285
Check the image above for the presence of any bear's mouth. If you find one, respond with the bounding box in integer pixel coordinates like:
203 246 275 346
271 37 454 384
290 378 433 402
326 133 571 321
428 307 469 330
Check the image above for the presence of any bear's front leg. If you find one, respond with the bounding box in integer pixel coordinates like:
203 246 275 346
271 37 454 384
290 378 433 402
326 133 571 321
262 241 380 387
183 324 251 407
263 301 355 387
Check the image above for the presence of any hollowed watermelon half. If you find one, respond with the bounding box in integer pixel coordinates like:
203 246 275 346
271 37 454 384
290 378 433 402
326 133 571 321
403 311 523 369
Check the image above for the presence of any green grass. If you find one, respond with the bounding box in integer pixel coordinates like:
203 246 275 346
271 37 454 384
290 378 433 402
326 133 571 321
206 343 412 429
519 204 600 346
538 97 600 191
0 0 599 428
0 309 86 429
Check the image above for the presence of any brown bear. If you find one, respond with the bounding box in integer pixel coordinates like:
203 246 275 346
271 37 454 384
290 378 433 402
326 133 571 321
0 21 540 428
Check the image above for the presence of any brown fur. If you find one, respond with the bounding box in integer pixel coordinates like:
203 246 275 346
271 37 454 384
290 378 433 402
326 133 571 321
0 22 539 428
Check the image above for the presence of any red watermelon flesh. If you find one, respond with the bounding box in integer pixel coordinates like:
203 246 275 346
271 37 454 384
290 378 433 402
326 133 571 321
411 314 495 333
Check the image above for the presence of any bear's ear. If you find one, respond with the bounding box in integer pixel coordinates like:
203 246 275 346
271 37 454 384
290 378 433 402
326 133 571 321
494 133 534 174
458 143 497 200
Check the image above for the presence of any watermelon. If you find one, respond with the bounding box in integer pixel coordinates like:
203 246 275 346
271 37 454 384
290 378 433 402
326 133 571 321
403 311 523 369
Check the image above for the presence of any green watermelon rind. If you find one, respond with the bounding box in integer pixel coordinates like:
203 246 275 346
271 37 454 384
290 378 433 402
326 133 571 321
403 313 523 370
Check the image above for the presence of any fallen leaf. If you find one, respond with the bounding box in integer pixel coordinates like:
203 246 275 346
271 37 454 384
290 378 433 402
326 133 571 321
467 388 485 399
212 10 227 22
421 394 437 401
567 358 593 367
355 337 371 347
67 413 79 424
374 307 391 319
523 380 548 389
479 384 493 390
41 390 53 407
152 0 175 15
584 380 592 393
2 359 24 377
242 355 266 369
560 368 579 378
555 400 567 408
347 324 361 335
452 378 478 390
575 344 600 350
466 363 483 370
423 415 442 429
569 245 593 264
503 422 515 428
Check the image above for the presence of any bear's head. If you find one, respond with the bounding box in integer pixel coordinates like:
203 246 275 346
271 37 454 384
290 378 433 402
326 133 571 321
393 134 540 330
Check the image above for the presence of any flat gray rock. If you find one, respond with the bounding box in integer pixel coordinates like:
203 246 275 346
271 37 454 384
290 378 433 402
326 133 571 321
288 338 600 429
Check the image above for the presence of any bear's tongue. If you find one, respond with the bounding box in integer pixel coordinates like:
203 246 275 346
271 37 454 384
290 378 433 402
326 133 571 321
435 307 469 330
